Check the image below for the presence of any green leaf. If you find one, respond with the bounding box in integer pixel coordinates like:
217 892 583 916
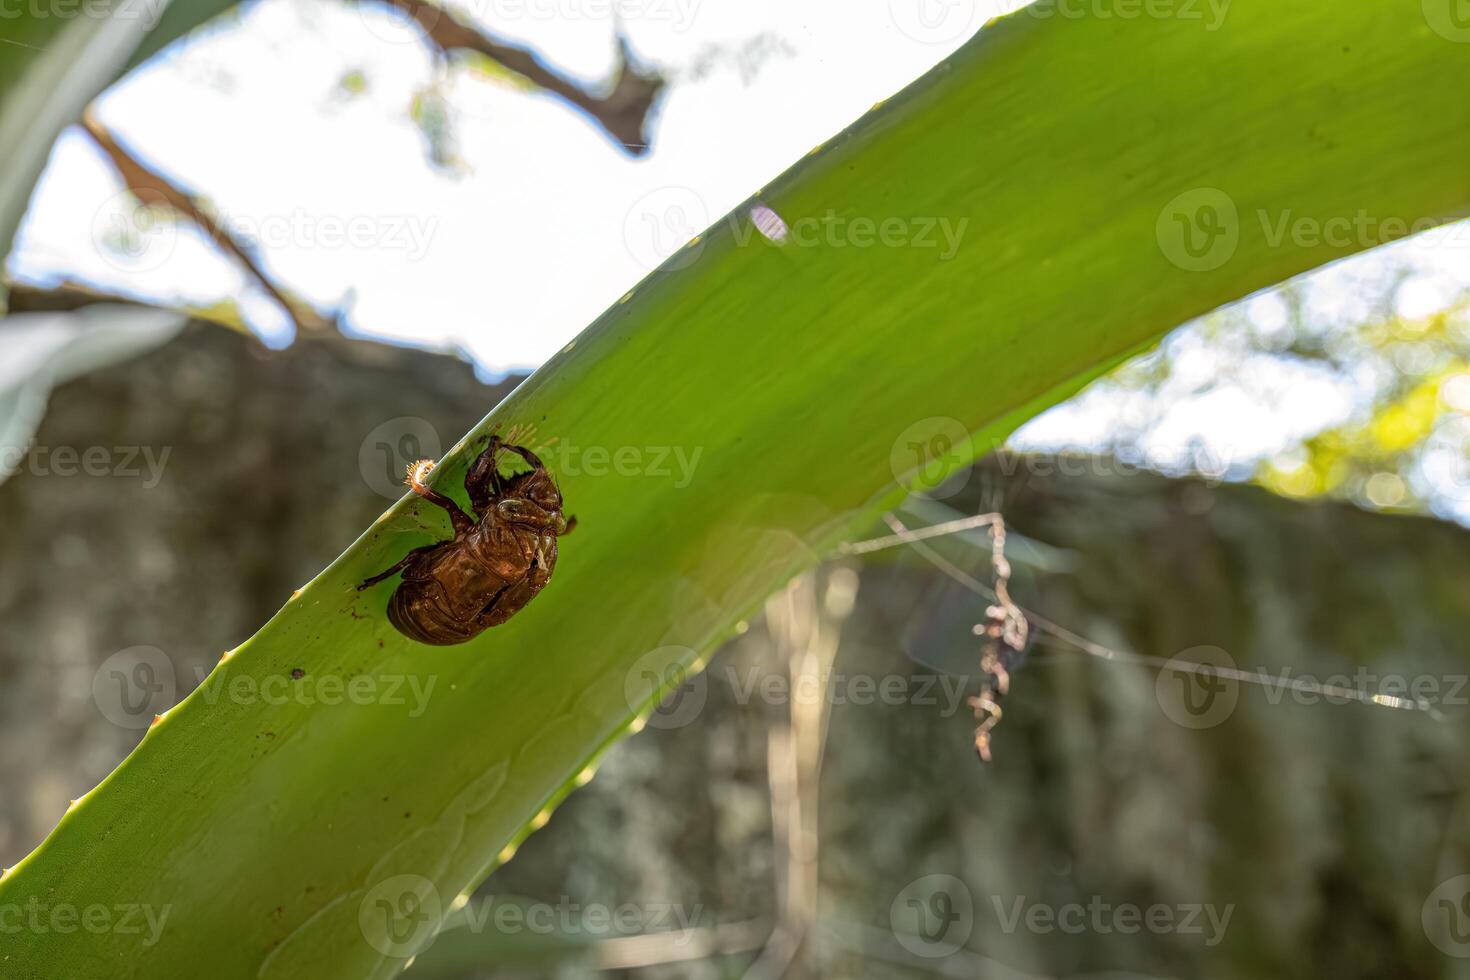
0 0 245 480
0 0 244 286
123 0 243 73
4 5 1469 978
0 305 185 484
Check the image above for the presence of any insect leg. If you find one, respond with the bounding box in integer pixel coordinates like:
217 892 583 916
464 437 507 515
474 568 545 629
405 459 474 535
357 544 438 590
499 443 547 472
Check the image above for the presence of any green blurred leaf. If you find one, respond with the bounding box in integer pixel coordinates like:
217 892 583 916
0 0 243 285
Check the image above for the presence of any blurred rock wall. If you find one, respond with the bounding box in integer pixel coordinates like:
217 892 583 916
3 325 1469 979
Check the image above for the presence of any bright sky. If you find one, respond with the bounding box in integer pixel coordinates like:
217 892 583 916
11 0 1028 373
8 0 1470 507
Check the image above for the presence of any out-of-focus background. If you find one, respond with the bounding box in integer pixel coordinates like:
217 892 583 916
4 2 1470 977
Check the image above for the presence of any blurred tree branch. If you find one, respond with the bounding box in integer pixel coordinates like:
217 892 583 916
7 9 665 331
3 279 150 315
80 111 332 335
382 0 664 155
1 277 259 339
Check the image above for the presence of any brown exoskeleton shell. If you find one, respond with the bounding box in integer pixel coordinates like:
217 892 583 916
358 436 574 645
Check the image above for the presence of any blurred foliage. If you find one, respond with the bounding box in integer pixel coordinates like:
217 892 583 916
1053 268 1470 521
1259 288 1470 516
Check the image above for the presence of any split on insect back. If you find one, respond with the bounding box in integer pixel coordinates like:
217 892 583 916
358 432 575 646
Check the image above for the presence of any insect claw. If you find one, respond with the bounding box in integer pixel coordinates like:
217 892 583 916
404 458 436 492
